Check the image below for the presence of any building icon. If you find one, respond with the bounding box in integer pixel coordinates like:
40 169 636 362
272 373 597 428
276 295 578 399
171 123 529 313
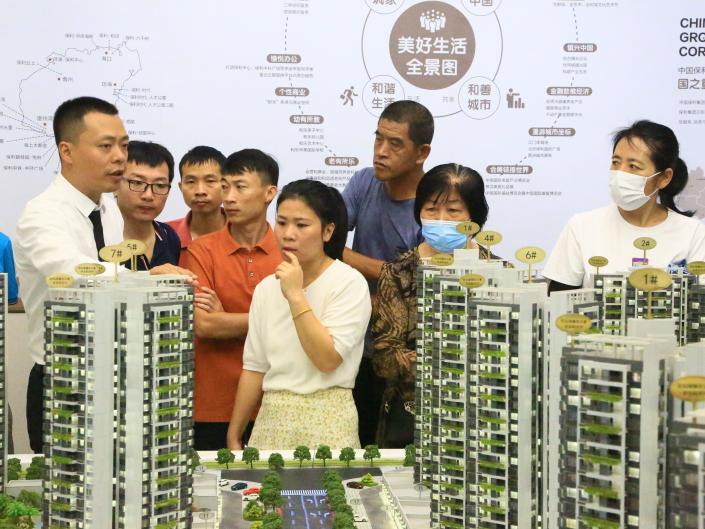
43 273 194 529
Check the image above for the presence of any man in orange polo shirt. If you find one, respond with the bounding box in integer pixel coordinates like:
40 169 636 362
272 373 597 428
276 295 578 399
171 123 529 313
184 148 282 450
168 146 227 265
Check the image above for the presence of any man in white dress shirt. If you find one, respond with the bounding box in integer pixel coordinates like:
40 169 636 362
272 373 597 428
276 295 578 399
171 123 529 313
15 96 191 452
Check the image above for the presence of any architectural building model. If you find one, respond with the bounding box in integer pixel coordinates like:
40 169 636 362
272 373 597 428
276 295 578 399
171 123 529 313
667 409 705 529
43 272 194 529
415 250 546 529
594 269 705 344
558 333 673 529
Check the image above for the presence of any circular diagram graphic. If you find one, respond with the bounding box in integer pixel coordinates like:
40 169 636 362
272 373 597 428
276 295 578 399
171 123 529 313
389 1 476 90
458 76 501 119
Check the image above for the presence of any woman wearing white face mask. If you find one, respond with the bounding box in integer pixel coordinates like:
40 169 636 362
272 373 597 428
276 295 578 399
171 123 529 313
543 120 705 292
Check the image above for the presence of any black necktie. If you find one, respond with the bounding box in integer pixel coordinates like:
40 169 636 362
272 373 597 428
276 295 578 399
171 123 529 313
88 209 106 260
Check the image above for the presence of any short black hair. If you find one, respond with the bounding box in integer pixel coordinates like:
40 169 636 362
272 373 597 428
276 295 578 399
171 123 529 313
223 148 279 186
379 100 434 146
178 146 225 179
414 163 488 228
127 141 175 183
613 120 693 217
53 96 119 146
277 179 348 260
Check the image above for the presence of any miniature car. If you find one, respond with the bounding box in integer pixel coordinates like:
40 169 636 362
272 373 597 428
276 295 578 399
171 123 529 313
244 493 260 501
346 481 364 489
218 479 229 487
230 482 248 491
243 487 260 495
354 514 368 522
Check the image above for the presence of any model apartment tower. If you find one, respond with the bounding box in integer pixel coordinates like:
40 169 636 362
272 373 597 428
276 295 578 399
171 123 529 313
415 250 524 488
558 334 672 529
593 270 697 344
416 253 546 529
667 409 705 529
544 288 600 529
43 273 194 529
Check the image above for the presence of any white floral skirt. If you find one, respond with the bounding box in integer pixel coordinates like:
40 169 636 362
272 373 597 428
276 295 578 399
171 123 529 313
249 387 360 450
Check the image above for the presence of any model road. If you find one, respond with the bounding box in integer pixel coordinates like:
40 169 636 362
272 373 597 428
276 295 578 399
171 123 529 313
282 491 333 529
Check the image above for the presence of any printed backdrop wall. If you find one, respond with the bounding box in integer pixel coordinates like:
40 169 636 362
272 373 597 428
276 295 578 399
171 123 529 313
1 0 704 258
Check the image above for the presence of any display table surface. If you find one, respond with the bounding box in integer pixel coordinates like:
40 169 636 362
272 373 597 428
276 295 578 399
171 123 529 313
8 451 431 529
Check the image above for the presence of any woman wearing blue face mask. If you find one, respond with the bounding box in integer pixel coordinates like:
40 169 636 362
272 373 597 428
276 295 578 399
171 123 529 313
370 163 507 447
543 120 705 292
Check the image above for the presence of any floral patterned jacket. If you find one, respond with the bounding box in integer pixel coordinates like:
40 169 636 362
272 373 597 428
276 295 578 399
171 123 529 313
370 246 507 405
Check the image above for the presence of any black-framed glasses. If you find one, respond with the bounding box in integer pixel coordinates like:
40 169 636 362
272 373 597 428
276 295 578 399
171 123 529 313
125 179 171 196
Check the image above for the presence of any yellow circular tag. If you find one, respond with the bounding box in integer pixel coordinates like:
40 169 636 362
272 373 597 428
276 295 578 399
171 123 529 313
515 246 546 264
628 268 672 292
687 261 705 276
588 256 609 268
46 273 74 289
74 263 106 276
476 230 502 247
99 244 133 263
459 273 485 289
456 221 481 236
671 376 705 402
555 313 592 334
633 237 657 252
122 239 147 255
431 253 454 266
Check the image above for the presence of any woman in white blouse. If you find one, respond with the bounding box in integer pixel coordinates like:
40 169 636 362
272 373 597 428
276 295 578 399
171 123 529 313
227 179 371 450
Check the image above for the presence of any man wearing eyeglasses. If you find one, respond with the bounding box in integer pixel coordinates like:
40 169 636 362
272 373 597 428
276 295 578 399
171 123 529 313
115 141 181 269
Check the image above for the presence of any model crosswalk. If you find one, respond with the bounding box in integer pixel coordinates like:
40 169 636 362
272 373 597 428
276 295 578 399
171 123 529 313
281 489 326 496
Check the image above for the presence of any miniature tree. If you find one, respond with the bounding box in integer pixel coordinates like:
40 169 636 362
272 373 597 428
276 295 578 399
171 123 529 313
189 447 201 472
242 446 260 469
259 485 282 513
293 445 311 468
16 491 42 509
262 512 283 529
251 523 263 529
360 473 377 487
322 469 342 487
0 494 13 517
243 501 265 521
7 501 39 528
263 471 281 490
338 447 355 467
216 448 235 469
24 460 43 480
327 490 346 511
268 452 285 470
6 458 21 481
332 511 354 529
403 444 416 466
363 444 381 466
315 445 332 467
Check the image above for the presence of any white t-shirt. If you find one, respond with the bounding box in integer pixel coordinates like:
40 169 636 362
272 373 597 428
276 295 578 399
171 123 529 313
542 205 705 288
243 259 371 394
